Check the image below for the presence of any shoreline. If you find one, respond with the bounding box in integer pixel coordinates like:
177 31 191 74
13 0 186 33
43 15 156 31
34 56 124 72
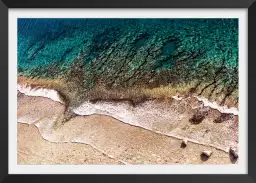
18 88 238 154
17 83 239 116
17 89 239 164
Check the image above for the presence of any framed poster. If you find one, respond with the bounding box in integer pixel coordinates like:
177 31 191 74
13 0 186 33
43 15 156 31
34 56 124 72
0 0 254 182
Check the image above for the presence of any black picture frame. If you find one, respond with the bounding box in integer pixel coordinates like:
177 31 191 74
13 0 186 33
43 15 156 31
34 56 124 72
0 0 254 182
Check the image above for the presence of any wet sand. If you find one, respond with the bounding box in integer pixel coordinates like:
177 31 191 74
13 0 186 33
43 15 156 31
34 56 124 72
18 123 122 164
17 94 237 164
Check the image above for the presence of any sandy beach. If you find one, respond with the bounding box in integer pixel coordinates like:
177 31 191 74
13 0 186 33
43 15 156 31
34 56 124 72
17 92 237 165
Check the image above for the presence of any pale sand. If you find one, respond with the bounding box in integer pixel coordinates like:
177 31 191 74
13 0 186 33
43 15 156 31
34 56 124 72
18 123 122 165
17 94 237 164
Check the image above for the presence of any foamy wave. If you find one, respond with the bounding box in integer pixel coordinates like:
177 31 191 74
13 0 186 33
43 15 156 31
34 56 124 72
17 84 238 152
171 95 239 116
73 100 182 130
17 84 64 104
196 96 239 115
17 84 239 116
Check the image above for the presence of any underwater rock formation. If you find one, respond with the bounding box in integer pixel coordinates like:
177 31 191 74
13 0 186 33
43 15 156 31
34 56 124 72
18 19 238 108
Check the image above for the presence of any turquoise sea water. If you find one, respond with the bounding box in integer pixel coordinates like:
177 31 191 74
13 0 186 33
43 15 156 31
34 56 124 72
18 18 238 76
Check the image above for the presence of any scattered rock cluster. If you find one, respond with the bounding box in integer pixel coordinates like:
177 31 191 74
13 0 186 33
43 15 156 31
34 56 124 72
180 139 238 162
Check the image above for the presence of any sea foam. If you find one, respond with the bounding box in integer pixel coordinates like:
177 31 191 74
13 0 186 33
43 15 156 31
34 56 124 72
17 84 239 116
17 84 64 104
17 84 239 152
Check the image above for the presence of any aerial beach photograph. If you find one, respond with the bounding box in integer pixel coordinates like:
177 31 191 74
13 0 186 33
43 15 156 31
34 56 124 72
17 18 239 165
